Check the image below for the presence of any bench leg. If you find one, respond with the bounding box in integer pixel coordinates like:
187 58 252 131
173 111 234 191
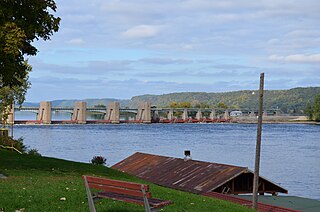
83 176 97 212
141 185 151 212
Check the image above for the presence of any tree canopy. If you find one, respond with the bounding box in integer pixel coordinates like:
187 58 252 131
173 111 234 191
0 0 60 87
169 101 192 108
0 0 60 123
306 94 320 121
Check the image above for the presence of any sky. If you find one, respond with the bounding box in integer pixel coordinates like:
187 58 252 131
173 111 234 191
26 0 320 102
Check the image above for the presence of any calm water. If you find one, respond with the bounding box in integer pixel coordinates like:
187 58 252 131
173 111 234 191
13 123 320 200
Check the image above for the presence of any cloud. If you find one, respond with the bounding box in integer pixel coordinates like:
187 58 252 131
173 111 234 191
212 64 257 70
121 25 163 39
269 54 320 63
139 58 193 65
66 38 85 45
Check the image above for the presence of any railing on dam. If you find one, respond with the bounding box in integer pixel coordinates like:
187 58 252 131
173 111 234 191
8 101 280 124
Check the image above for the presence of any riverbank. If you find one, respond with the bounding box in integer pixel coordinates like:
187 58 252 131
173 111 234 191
0 150 251 211
231 116 318 124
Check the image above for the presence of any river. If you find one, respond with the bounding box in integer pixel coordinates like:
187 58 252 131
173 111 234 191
12 123 320 200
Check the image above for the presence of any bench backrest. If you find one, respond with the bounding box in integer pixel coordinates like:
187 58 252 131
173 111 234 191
83 176 152 198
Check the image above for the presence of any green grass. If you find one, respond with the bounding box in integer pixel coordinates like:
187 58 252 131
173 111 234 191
0 150 253 211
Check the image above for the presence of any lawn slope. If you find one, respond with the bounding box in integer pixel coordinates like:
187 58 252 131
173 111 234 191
0 150 252 211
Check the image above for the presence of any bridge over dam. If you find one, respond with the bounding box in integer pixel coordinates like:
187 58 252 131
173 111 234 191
6 101 279 125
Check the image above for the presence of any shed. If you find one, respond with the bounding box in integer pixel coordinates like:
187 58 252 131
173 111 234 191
112 152 288 195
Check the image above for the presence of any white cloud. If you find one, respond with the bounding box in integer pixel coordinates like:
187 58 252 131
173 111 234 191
121 25 162 39
66 38 85 45
269 54 320 63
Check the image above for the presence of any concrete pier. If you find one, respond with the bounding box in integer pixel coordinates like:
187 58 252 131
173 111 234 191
223 109 230 120
209 109 216 120
167 109 174 120
152 109 159 122
106 102 120 123
196 109 202 120
182 109 189 120
72 102 87 124
37 101 52 124
137 102 151 123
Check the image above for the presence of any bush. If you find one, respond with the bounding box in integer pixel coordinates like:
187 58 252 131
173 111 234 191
28 148 41 156
91 156 107 165
12 137 28 153
0 136 28 153
0 136 41 156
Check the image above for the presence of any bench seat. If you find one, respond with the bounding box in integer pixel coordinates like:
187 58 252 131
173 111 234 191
83 175 172 212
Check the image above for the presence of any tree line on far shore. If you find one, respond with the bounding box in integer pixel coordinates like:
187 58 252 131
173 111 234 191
306 94 320 121
129 87 320 116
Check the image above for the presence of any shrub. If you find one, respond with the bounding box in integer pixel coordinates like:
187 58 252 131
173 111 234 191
91 156 107 165
12 137 28 153
28 148 41 156
0 136 41 156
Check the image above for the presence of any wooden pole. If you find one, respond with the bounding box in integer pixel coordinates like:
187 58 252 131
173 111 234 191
252 72 264 209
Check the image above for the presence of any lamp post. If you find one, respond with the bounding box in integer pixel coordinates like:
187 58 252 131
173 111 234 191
252 73 264 209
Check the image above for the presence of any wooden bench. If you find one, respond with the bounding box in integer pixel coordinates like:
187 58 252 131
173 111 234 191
82 175 172 212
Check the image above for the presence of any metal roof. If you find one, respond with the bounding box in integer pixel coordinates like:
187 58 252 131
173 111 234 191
113 152 288 195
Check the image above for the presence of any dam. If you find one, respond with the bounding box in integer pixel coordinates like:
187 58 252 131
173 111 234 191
6 101 277 124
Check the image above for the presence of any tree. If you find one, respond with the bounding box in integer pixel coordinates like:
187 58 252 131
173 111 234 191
169 102 178 108
217 102 228 109
194 102 210 108
169 101 192 108
0 0 60 122
312 94 320 121
179 101 191 108
306 93 320 122
0 62 31 124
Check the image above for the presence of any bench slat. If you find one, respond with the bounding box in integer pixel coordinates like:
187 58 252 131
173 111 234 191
97 192 145 206
83 175 172 211
96 192 172 208
89 182 152 198
86 176 149 191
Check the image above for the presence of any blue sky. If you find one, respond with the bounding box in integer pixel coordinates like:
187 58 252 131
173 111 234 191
26 0 320 102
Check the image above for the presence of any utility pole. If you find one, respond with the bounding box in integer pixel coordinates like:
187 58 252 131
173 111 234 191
252 73 264 209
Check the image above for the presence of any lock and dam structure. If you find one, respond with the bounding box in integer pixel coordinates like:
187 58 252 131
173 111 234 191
5 101 279 125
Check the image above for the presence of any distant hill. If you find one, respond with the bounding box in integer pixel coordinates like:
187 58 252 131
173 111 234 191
128 87 320 114
23 87 320 114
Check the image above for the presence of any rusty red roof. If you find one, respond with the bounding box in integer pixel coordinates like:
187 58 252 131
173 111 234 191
112 152 287 195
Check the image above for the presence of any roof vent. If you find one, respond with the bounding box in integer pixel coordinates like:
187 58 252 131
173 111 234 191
184 150 192 161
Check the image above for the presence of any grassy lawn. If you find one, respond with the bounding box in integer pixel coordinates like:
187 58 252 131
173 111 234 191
0 150 253 211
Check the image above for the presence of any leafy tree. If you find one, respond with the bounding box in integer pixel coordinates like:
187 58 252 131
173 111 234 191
179 101 192 108
312 94 320 121
305 104 313 120
305 93 320 121
169 101 192 108
0 62 31 124
0 0 60 122
217 102 228 109
169 102 178 108
194 102 210 108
